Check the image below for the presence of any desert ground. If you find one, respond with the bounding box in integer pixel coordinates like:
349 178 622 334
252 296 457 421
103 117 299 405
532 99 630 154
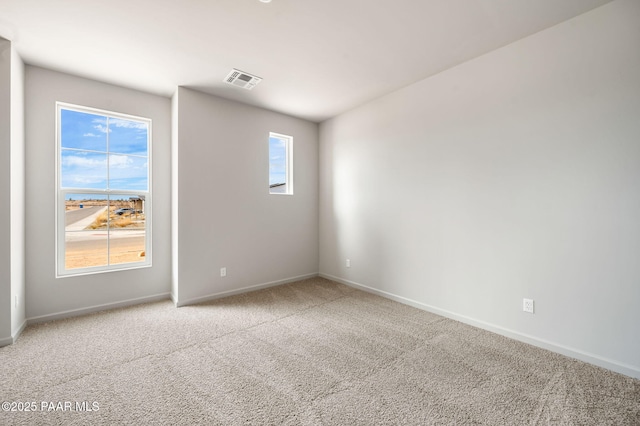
65 200 146 269
65 235 145 269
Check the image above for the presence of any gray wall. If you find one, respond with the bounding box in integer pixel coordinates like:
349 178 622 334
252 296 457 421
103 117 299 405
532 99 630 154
174 87 318 304
319 0 640 378
171 90 180 303
10 42 25 337
0 38 11 344
0 38 25 346
25 66 172 320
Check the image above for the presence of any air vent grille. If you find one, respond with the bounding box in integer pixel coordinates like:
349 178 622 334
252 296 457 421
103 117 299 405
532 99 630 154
224 69 262 90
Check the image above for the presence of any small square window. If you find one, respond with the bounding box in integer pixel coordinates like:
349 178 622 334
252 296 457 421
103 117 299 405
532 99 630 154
269 132 293 195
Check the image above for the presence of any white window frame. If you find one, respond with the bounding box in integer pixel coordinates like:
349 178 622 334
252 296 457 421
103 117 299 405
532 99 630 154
269 132 293 195
55 102 152 277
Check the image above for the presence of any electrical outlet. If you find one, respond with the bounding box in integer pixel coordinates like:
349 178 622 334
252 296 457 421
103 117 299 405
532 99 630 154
346 259 351 268
220 267 227 277
523 298 534 314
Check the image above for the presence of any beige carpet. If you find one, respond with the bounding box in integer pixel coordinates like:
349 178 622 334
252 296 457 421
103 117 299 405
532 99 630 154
1 277 638 425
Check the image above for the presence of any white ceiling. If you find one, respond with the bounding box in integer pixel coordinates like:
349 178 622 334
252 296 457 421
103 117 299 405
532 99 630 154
0 0 612 122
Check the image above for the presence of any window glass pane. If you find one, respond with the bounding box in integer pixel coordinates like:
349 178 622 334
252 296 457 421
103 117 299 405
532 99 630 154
58 105 151 276
269 135 287 194
109 154 148 191
108 118 149 156
64 194 108 269
60 109 107 152
61 150 108 189
108 194 146 266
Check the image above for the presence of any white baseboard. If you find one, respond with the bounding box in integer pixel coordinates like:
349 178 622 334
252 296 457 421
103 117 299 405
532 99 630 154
1 320 29 347
12 319 27 342
320 273 640 380
176 273 319 307
27 292 172 325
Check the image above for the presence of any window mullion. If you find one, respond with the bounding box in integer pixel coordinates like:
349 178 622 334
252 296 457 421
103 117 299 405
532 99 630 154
107 195 110 266
106 116 110 266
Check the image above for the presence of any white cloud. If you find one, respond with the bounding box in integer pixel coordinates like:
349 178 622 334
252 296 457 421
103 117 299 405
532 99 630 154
109 155 134 169
62 155 133 169
93 124 110 134
68 176 104 185
110 118 148 130
62 155 106 168
89 117 146 137
83 133 100 137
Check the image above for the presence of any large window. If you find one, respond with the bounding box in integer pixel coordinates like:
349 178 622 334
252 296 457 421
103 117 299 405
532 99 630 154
269 132 293 195
56 103 151 276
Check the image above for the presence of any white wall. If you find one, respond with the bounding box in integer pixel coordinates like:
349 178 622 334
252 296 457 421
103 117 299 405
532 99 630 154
174 87 318 304
0 37 25 345
10 44 25 337
0 38 11 345
25 66 172 320
319 0 640 378
171 90 179 303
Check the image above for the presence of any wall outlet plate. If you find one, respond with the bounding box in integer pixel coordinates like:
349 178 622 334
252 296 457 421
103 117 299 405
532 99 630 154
346 259 351 268
523 298 534 314
220 267 227 277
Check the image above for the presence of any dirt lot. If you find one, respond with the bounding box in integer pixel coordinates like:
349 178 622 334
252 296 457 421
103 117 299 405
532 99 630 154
64 199 146 269
65 236 145 270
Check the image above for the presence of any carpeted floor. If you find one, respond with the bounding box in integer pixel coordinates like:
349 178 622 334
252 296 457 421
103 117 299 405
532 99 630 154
1 277 638 425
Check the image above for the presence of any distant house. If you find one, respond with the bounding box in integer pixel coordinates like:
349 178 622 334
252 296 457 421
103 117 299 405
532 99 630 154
129 196 145 214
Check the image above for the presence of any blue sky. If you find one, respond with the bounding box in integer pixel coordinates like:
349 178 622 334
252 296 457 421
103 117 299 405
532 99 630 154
61 109 148 191
269 136 286 185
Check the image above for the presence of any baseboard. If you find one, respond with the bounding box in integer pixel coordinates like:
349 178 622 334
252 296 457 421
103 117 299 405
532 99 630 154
1 319 29 347
27 292 172 325
320 273 640 380
11 319 27 343
176 272 319 307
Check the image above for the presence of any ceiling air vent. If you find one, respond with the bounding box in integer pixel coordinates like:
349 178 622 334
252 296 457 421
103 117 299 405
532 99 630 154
224 69 262 90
